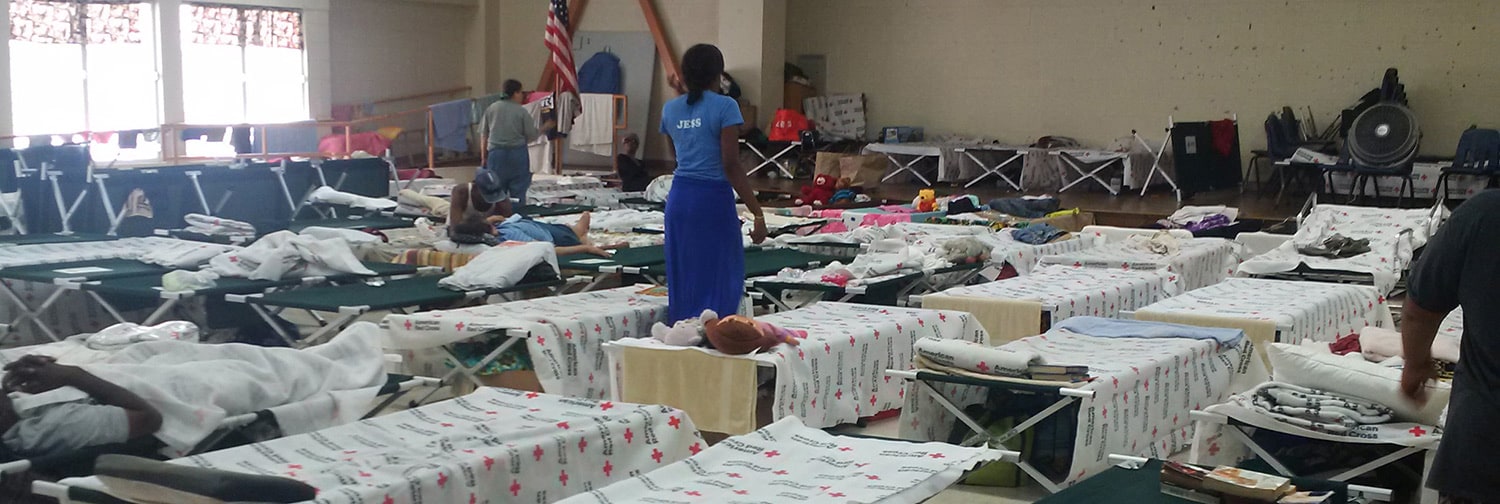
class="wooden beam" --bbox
[537,0,590,92]
[637,0,680,86]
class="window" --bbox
[180,3,307,125]
[8,0,158,138]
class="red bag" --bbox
[768,108,810,142]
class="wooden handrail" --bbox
[351,86,471,109]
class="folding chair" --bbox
[1433,127,1500,203]
[739,139,800,178]
[1053,150,1126,195]
[956,146,1025,190]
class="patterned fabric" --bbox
[1134,278,1393,345]
[1238,205,1444,295]
[941,265,1180,324]
[901,326,1264,487]
[185,3,302,49]
[10,0,144,45]
[90,388,702,504]
[392,249,478,272]
[560,416,999,504]
[386,286,669,399]
[1039,237,1241,291]
[993,236,1093,276]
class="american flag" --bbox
[544,0,578,95]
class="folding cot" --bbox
[1236,201,1445,295]
[863,141,947,185]
[556,244,668,291]
[35,388,703,504]
[956,144,1028,190]
[739,137,800,178]
[1127,277,1394,355]
[630,247,842,286]
[562,416,1016,504]
[748,269,929,310]
[917,264,1180,344]
[1052,149,1130,195]
[895,317,1267,493]
[1038,231,1240,291]
[385,284,668,400]
[74,261,427,327]
[1034,455,1392,503]
[229,272,565,347]
[607,302,987,436]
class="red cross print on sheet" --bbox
[559,470,570,486]
[764,450,782,458]
[603,460,614,476]
[509,480,521,496]
[689,443,702,455]
[651,448,664,463]
[1409,426,1427,437]
[624,428,635,443]
[533,445,544,461]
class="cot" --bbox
[1128,277,1394,353]
[229,273,565,347]
[1236,202,1445,295]
[34,388,703,504]
[1052,149,1130,195]
[863,142,947,185]
[748,270,929,310]
[561,416,1016,504]
[384,285,668,399]
[895,317,1267,493]
[1034,455,1391,503]
[739,138,800,178]
[74,261,428,327]
[917,264,1180,343]
[1038,233,1240,291]
[631,247,842,286]
[956,144,1028,190]
[607,302,987,436]
[556,244,668,291]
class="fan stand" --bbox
[1137,116,1181,202]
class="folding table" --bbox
[739,139,800,178]
[956,145,1026,190]
[1053,149,1128,195]
[863,142,943,186]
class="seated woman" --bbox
[0,355,161,460]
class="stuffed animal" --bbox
[941,236,991,264]
[914,188,937,212]
[798,174,837,205]
[829,177,861,204]
[704,314,805,355]
[650,311,710,346]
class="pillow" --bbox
[1267,343,1448,425]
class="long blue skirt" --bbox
[664,175,743,323]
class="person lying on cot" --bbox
[0,355,161,461]
[450,211,619,258]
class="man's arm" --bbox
[556,244,612,257]
[719,126,765,244]
[5,358,161,439]
[1400,301,1445,404]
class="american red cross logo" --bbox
[839,446,852,452]
[288,464,302,469]
[603,460,614,476]
[403,320,412,330]
[537,336,547,345]
[438,472,449,487]
[652,448,664,463]
[1208,443,1220,456]
[509,481,521,496]
[564,329,573,339]
[600,401,614,411]
[1112,377,1119,388]
[689,442,702,455]
[849,335,856,346]
[868,394,877,406]
[895,323,902,332]
[557,421,570,429]
[359,471,372,478]
[685,491,701,496]
[764,450,782,458]
[669,416,682,429]
[734,490,748,495]
[483,456,495,471]
[525,392,539,399]
[440,422,454,427]
[727,473,742,478]
[824,343,832,354]
[533,445,544,461]
[455,322,465,331]
[774,469,789,475]
[835,389,843,400]
[798,348,805,359]
[469,493,476,504]
[622,317,628,325]
[1409,426,1427,437]
[819,485,831,490]
[1102,407,1107,418]
[579,438,588,452]
[918,318,925,326]
[866,475,880,480]
[595,324,602,333]
[976,361,990,372]
[939,313,947,321]
[624,428,634,443]
[559,470,570,486]
[873,329,880,339]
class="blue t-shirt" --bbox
[659,92,743,182]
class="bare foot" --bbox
[570,211,592,239]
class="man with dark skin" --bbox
[0,355,161,459]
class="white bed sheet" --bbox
[901,327,1266,487]
[940,265,1180,323]
[560,416,1001,504]
[1135,278,1394,345]
[1039,237,1241,291]
[611,302,987,429]
[1237,204,1444,294]
[72,388,702,504]
[384,285,669,399]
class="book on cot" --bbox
[1160,461,1331,503]
[1028,363,1089,382]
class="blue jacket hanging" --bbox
[577,51,622,94]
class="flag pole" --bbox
[553,72,563,175]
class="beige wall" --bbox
[328,0,475,106]
[787,0,1500,157]
[492,0,719,160]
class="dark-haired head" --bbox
[681,44,724,106]
[503,79,523,101]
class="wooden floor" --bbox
[746,176,1307,227]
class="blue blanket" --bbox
[1055,316,1243,346]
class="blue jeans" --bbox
[484,147,531,205]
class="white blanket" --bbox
[183,213,256,237]
[540,209,664,233]
[207,230,374,280]
[307,185,398,210]
[939,265,1180,323]
[385,285,668,398]
[561,416,1002,504]
[81,388,701,504]
[135,240,239,269]
[437,241,558,291]
[1040,237,1241,291]
[915,337,1039,377]
[902,326,1267,487]
[80,322,387,455]
[1237,204,1445,294]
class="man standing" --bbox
[479,79,554,207]
[1401,191,1500,503]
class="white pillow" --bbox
[1267,343,1448,425]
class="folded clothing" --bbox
[395,189,451,217]
[1055,316,1244,347]
[1244,381,1392,434]
[1010,223,1063,245]
[1296,233,1370,258]
[1359,325,1460,363]
[914,337,1040,377]
[307,186,397,211]
[184,213,256,236]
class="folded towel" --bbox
[1244,381,1392,434]
[920,294,1041,344]
[307,186,397,211]
[1059,316,1245,346]
[913,337,1040,378]
[183,213,256,236]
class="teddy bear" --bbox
[913,188,937,212]
[704,313,806,355]
[797,173,837,206]
[828,177,860,204]
[650,311,708,346]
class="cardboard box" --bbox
[882,126,924,143]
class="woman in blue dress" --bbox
[659,44,766,323]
